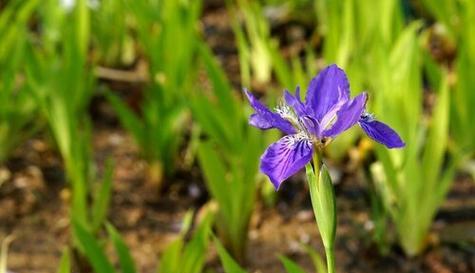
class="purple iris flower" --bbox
[244,64,405,189]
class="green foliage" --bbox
[91,0,133,66]
[73,220,116,273]
[302,245,326,273]
[368,24,457,256]
[57,249,72,273]
[231,0,317,91]
[231,0,275,86]
[192,43,265,262]
[73,212,213,273]
[26,0,95,225]
[157,212,213,273]
[216,236,327,273]
[106,224,137,273]
[214,237,248,273]
[419,0,459,42]
[450,1,475,157]
[278,250,326,273]
[73,221,135,273]
[0,0,40,162]
[91,160,115,231]
[279,256,307,273]
[107,0,202,186]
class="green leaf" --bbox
[279,256,307,273]
[197,141,231,221]
[57,248,71,273]
[74,0,90,57]
[105,92,145,148]
[73,219,115,273]
[106,223,136,273]
[422,73,449,187]
[92,159,114,231]
[157,239,183,273]
[302,245,327,273]
[158,212,213,273]
[197,42,238,121]
[181,213,214,273]
[214,237,247,273]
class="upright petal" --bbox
[359,118,405,148]
[305,64,350,120]
[284,88,307,117]
[244,89,296,134]
[321,92,367,138]
[260,134,313,189]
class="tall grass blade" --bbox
[73,220,115,273]
[106,223,137,273]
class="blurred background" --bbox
[0,0,474,272]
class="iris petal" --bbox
[305,64,350,120]
[260,134,313,189]
[244,89,296,134]
[359,118,405,148]
[321,92,367,137]
[284,89,307,117]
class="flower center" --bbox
[361,112,375,122]
[275,102,299,126]
[275,101,314,140]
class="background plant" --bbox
[192,43,265,262]
[216,237,326,273]
[0,0,39,163]
[26,0,115,247]
[26,0,95,224]
[367,23,456,256]
[91,0,134,67]
[420,0,475,163]
[71,211,213,273]
[106,0,202,191]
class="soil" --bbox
[1,2,475,273]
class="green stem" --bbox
[325,246,336,273]
[312,149,322,183]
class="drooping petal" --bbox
[321,92,367,138]
[305,64,350,120]
[260,134,313,189]
[244,89,295,134]
[359,118,405,148]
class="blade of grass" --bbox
[279,256,307,273]
[106,223,136,273]
[0,236,14,273]
[57,248,71,273]
[214,237,247,273]
[73,219,115,273]
[91,159,115,231]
